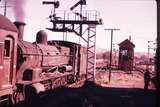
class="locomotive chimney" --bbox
[14,21,26,40]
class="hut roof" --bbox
[118,39,135,48]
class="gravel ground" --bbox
[95,70,156,89]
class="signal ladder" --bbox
[86,25,96,81]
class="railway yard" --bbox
[12,70,156,107]
[0,1,158,107]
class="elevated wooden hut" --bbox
[118,39,135,71]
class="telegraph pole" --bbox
[0,1,11,17]
[156,1,160,106]
[147,41,153,70]
[4,1,6,16]
[104,28,120,82]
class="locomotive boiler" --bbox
[0,14,87,105]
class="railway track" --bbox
[13,81,156,107]
[10,70,156,107]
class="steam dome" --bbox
[36,30,48,45]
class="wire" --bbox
[120,0,155,1]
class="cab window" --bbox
[0,44,3,65]
[4,40,11,57]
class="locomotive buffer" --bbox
[43,0,102,82]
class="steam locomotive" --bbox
[0,14,87,105]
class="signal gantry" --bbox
[42,0,102,81]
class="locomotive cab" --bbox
[0,14,18,104]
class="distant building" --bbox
[118,39,135,71]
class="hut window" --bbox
[122,50,128,56]
[122,50,128,60]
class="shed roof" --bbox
[0,14,18,32]
[118,39,135,48]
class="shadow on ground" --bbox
[13,81,156,107]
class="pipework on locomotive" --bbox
[0,14,87,104]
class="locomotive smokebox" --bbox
[14,21,26,40]
[36,30,48,45]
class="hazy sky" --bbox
[0,0,157,53]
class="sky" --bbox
[0,0,157,53]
